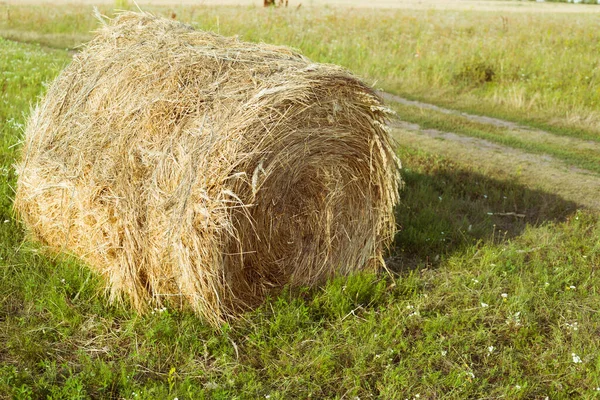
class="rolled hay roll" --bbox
[14,12,401,325]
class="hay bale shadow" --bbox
[388,165,579,273]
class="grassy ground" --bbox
[1,4,600,399]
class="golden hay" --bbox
[14,12,401,325]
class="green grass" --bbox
[2,9,600,399]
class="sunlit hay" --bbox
[14,12,401,326]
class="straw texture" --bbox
[15,12,401,325]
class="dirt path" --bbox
[384,96,600,210]
[380,92,528,130]
[380,92,600,154]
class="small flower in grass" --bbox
[545,282,550,287]
[264,395,271,399]
[572,353,582,364]
[566,322,579,331]
[205,381,219,389]
[441,350,447,356]
[472,278,479,284]
[506,312,521,327]
[501,293,508,301]
[481,302,489,308]
[488,346,495,354]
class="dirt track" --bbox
[383,95,600,211]
[4,0,600,12]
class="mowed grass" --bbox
[2,3,600,139]
[2,32,600,399]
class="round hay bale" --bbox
[14,12,401,325]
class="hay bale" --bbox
[14,12,401,325]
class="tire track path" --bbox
[382,93,600,210]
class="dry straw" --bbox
[15,12,401,325]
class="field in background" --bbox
[1,2,600,398]
[5,0,600,10]
[2,3,600,138]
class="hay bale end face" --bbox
[15,12,401,325]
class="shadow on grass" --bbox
[388,153,579,273]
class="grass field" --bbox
[1,3,600,399]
